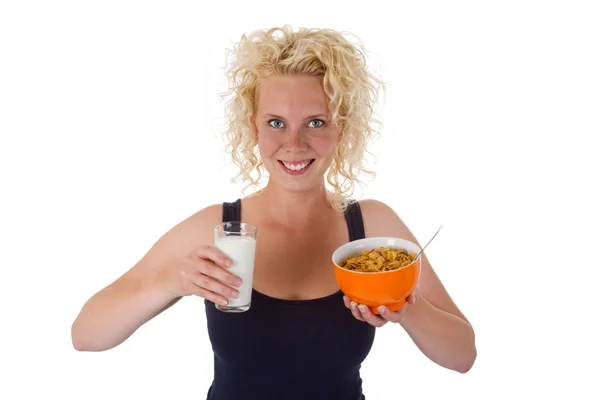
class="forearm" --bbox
[399,295,476,373]
[71,271,179,352]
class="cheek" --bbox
[308,135,338,156]
[257,133,279,159]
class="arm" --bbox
[71,204,222,352]
[360,199,477,373]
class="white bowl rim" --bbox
[332,236,421,275]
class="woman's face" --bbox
[253,74,340,193]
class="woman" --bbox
[71,25,476,399]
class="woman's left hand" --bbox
[343,288,419,327]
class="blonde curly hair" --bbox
[220,25,384,211]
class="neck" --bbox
[256,179,333,226]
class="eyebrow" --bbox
[264,113,328,120]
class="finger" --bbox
[196,245,233,269]
[188,284,229,306]
[407,287,420,304]
[345,297,366,322]
[196,259,243,289]
[357,304,387,327]
[377,305,407,323]
[191,271,240,301]
[407,293,417,305]
[350,301,365,321]
[343,295,351,309]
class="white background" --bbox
[1,1,599,399]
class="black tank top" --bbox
[204,199,376,400]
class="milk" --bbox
[214,235,256,310]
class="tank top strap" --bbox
[222,198,365,241]
[222,198,242,222]
[344,200,366,241]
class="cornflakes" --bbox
[339,247,417,272]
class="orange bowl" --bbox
[332,237,421,315]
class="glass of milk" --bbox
[213,222,258,312]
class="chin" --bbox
[271,177,324,193]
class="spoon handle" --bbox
[414,224,443,260]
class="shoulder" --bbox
[357,199,415,242]
[132,203,224,271]
[161,203,224,248]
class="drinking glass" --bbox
[213,222,258,312]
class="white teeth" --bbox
[282,161,310,171]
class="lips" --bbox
[278,159,315,174]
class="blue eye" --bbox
[268,120,285,129]
[309,119,325,128]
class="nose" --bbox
[284,129,307,152]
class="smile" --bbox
[278,159,315,174]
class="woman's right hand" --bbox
[163,244,242,306]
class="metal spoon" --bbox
[414,224,443,261]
